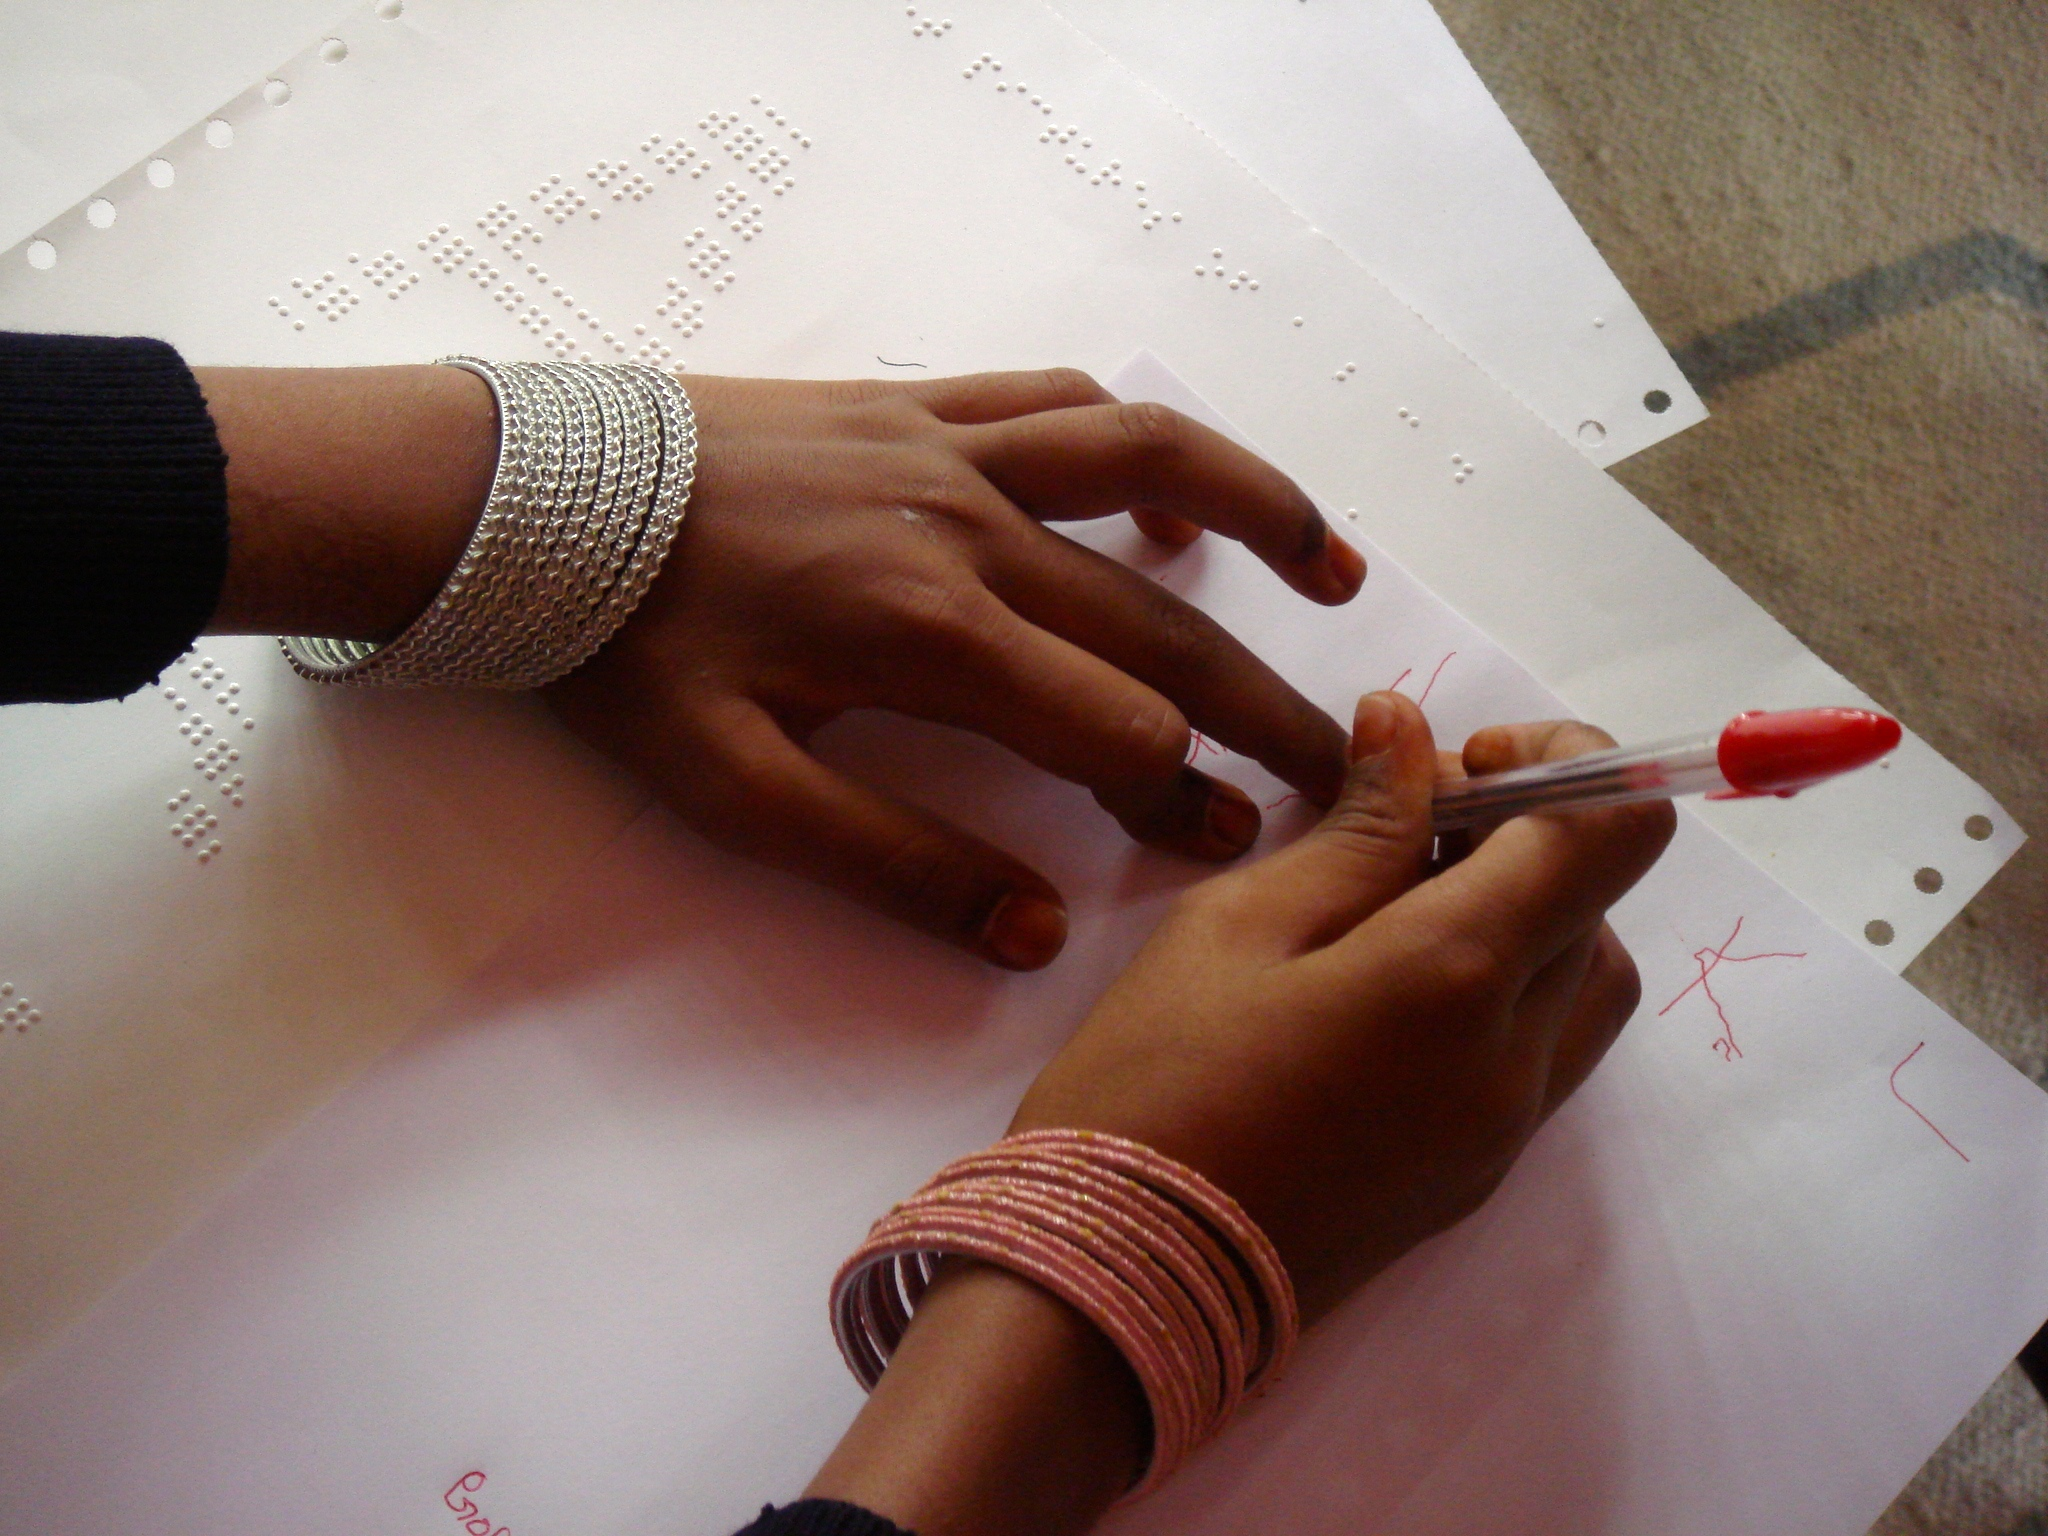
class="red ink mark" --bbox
[1265,791,1304,811]
[1186,730,1220,762]
[1890,1042,1970,1162]
[1387,652,1457,706]
[444,1471,511,1536]
[1416,651,1456,706]
[1656,916,1807,1062]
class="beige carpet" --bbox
[1431,2,2048,1529]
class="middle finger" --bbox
[985,524,1350,807]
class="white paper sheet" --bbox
[0,0,2009,960]
[0,647,647,1373]
[0,0,359,255]
[1,0,1698,465]
[1051,0,1706,465]
[0,0,2019,1380]
[3,360,2041,1536]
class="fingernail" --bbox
[1325,536,1367,599]
[1352,691,1399,761]
[1204,780,1262,853]
[982,893,1069,970]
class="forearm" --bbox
[805,1260,1146,1536]
[194,364,494,639]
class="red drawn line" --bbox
[1186,730,1220,762]
[1386,652,1458,706]
[1656,916,1807,1061]
[1890,1042,1970,1162]
[1416,651,1457,706]
[1265,791,1304,811]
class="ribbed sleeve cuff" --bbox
[0,331,229,703]
[732,1499,916,1536]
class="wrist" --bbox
[806,1259,1145,1536]
[197,364,495,638]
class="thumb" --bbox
[1233,690,1438,951]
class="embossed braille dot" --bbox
[262,78,291,106]
[205,118,234,148]
[320,38,348,63]
[86,198,117,230]
[147,157,176,188]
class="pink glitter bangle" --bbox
[829,1129,1300,1498]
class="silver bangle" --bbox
[279,358,698,688]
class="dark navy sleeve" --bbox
[731,1499,915,1536]
[0,331,228,704]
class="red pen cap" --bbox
[1713,707,1903,799]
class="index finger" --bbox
[953,401,1365,606]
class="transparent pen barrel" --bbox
[1432,736,1723,831]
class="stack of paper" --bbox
[0,4,2035,1532]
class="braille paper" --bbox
[1051,0,1706,465]
[0,2,2030,1525]
[0,359,2042,1536]
[0,0,2020,1398]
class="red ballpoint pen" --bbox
[1431,707,1903,832]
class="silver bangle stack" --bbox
[279,357,698,688]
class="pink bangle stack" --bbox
[830,1128,1299,1498]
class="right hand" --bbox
[1013,689,1676,1319]
[806,692,1676,1536]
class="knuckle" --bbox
[1593,934,1645,1020]
[867,570,1002,657]
[872,827,996,936]
[1320,780,1416,851]
[1152,586,1223,656]
[1038,366,1104,409]
[1544,719,1619,760]
[1167,868,1262,939]
[1288,500,1329,565]
[822,376,904,413]
[1584,794,1677,864]
[1118,696,1191,778]
[1414,929,1516,1014]
[1610,951,1644,1020]
[1113,400,1188,471]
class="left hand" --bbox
[547,369,1365,969]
